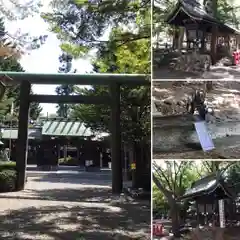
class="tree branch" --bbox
[153,161,174,192]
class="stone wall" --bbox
[170,52,212,74]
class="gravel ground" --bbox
[0,170,150,240]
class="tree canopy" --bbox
[0,17,42,122]
[42,0,150,57]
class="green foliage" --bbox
[0,161,16,171]
[0,18,42,121]
[60,43,90,59]
[153,183,169,210]
[153,161,239,212]
[54,0,151,144]
[55,52,75,117]
[42,0,150,55]
[153,0,176,37]
[45,1,151,190]
[0,169,16,192]
[221,162,240,193]
[153,161,199,208]
[216,0,240,27]
[58,157,79,166]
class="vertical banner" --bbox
[194,121,215,151]
[218,199,225,228]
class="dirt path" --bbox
[0,169,150,240]
[152,66,240,159]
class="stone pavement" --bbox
[0,169,150,240]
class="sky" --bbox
[5,1,95,115]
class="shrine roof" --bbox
[166,0,240,34]
[41,120,109,139]
[1,120,109,140]
[179,172,234,201]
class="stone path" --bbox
[0,169,150,239]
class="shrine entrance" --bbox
[0,72,149,194]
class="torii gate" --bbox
[0,72,149,194]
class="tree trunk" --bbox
[173,28,179,50]
[210,0,218,65]
[135,142,150,191]
[211,26,218,65]
[177,27,184,50]
[153,174,181,236]
[169,200,181,237]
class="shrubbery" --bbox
[58,156,79,166]
[0,161,17,192]
[0,161,16,171]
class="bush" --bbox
[58,156,79,166]
[0,161,17,192]
[0,161,16,171]
[0,169,17,192]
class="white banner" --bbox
[219,199,225,228]
[194,121,215,151]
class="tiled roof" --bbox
[42,120,93,137]
[1,120,109,139]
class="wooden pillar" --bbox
[63,145,67,160]
[196,202,200,227]
[110,83,122,194]
[201,30,206,52]
[16,80,31,191]
[100,152,103,168]
[57,143,60,159]
[204,203,207,225]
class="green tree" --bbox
[71,30,150,189]
[153,161,199,236]
[153,160,239,236]
[42,0,150,56]
[42,0,150,189]
[0,18,42,121]
[55,85,74,117]
[55,52,75,117]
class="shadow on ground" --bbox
[27,172,113,186]
[0,175,150,240]
[0,204,150,239]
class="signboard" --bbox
[131,163,136,170]
[194,121,215,151]
[85,160,93,167]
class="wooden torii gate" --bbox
[0,72,149,194]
